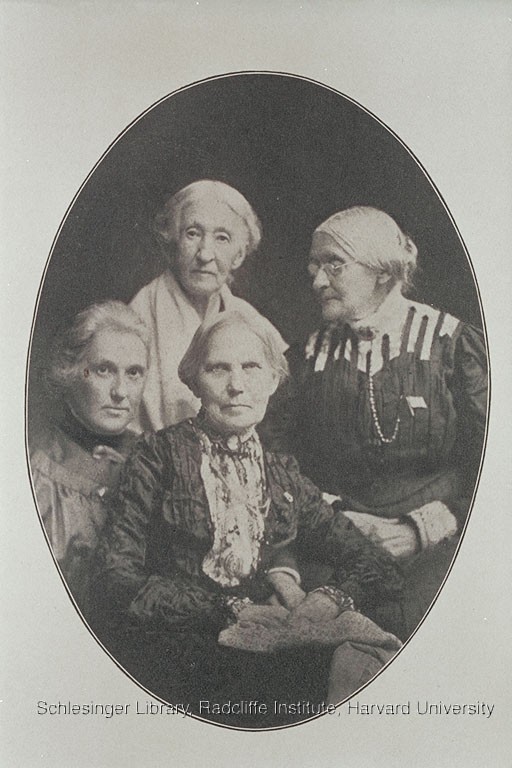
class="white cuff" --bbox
[407,501,458,550]
[322,492,342,505]
[266,567,302,585]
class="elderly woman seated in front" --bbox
[29,301,149,618]
[130,178,286,431]
[94,311,403,729]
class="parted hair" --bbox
[46,300,150,396]
[153,179,262,259]
[178,310,288,396]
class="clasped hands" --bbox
[343,510,418,558]
[218,588,346,654]
[230,571,342,634]
[322,492,418,559]
[218,572,403,653]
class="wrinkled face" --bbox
[66,329,148,436]
[308,231,385,323]
[173,197,248,302]
[196,325,278,435]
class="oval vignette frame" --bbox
[25,71,490,731]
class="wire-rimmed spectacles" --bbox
[307,259,361,279]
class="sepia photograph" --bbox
[2,1,510,764]
[26,73,486,728]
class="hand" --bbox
[286,590,340,624]
[266,571,306,609]
[343,511,418,558]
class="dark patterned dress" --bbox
[92,417,403,728]
[261,295,487,637]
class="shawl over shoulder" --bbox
[130,272,287,431]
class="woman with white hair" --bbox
[95,310,402,728]
[263,206,487,638]
[130,179,286,431]
[29,301,150,616]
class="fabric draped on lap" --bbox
[218,605,402,655]
[327,642,392,704]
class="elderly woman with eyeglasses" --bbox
[262,206,487,638]
[29,301,150,617]
[130,179,286,431]
[94,310,402,728]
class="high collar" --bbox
[347,284,409,341]
[195,409,258,455]
[59,407,127,454]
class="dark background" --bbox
[28,73,483,431]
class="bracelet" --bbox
[222,595,253,620]
[311,585,356,614]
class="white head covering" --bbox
[313,206,417,286]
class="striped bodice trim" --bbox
[306,303,460,375]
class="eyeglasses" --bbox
[307,259,362,279]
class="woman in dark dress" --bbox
[263,206,487,638]
[94,310,403,728]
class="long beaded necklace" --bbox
[366,342,402,445]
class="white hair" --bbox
[47,300,150,395]
[154,179,262,258]
[178,310,288,396]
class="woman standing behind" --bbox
[263,206,487,637]
[29,301,149,617]
[130,179,286,431]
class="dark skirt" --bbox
[97,621,335,729]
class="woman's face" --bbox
[65,328,148,436]
[196,325,278,435]
[308,231,387,323]
[173,197,247,303]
